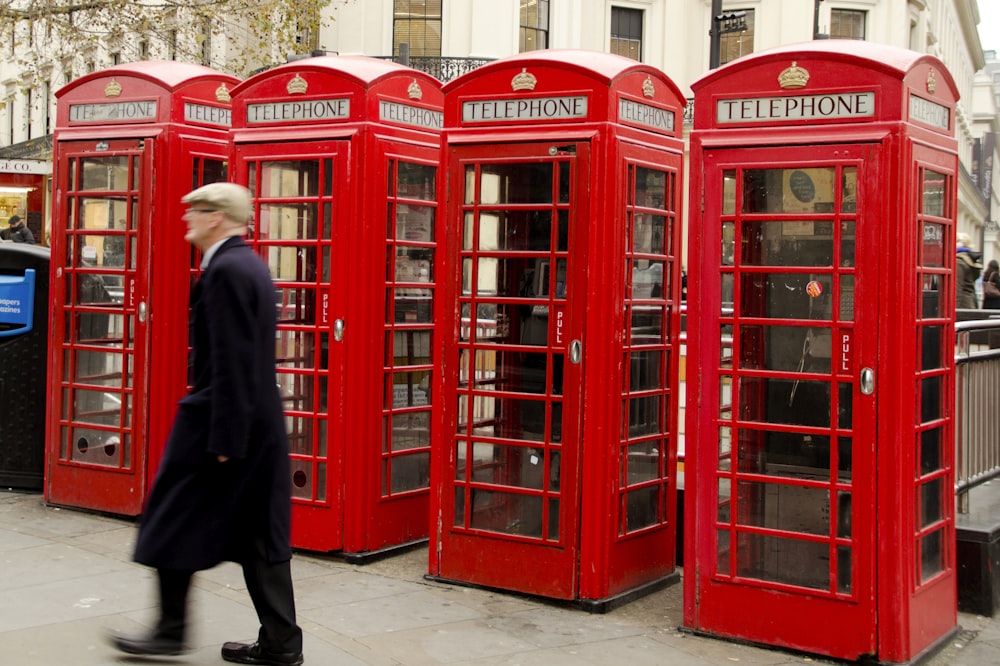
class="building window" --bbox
[25,88,32,139]
[520,0,549,53]
[610,7,643,61]
[139,40,149,59]
[200,19,212,65]
[393,0,442,59]
[830,9,866,40]
[43,80,51,135]
[111,51,121,65]
[719,9,754,65]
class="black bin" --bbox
[0,243,50,490]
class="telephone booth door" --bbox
[234,140,350,551]
[47,138,154,513]
[688,143,880,656]
[435,140,588,599]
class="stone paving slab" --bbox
[1,490,997,665]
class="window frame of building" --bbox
[830,8,867,40]
[610,6,643,62]
[719,8,755,66]
[520,0,550,53]
[393,0,442,59]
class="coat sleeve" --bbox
[201,262,261,459]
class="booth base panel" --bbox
[339,537,428,565]
[957,482,1000,616]
[679,623,957,666]
[424,570,679,614]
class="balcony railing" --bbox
[379,55,494,83]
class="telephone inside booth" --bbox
[724,164,857,589]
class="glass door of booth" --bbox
[691,144,879,653]
[48,138,152,514]
[236,141,349,552]
[437,141,588,599]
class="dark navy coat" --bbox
[134,237,292,570]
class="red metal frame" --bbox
[46,62,236,516]
[228,56,443,558]
[685,41,959,662]
[430,50,685,604]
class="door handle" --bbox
[138,301,147,324]
[333,318,345,342]
[860,367,874,395]
[569,339,582,364]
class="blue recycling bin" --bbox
[0,243,50,490]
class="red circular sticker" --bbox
[806,280,823,298]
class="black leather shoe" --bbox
[107,629,187,656]
[221,641,304,666]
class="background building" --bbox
[1,0,997,265]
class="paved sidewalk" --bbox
[1,490,997,665]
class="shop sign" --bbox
[0,159,51,175]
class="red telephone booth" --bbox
[46,62,237,516]
[429,50,685,607]
[228,56,443,558]
[684,41,959,661]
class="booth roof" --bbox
[693,39,956,94]
[442,48,683,97]
[233,55,432,93]
[56,60,238,98]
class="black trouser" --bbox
[155,538,302,653]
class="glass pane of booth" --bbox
[58,150,143,473]
[716,163,858,597]
[452,154,571,542]
[383,159,436,497]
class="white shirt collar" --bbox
[200,237,231,270]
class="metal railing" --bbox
[954,317,1000,512]
[376,55,494,82]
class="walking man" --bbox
[109,182,303,666]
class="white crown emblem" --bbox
[642,76,655,98]
[215,83,232,103]
[287,74,308,95]
[511,68,537,92]
[104,79,123,98]
[778,62,810,89]
[927,69,937,94]
[407,79,423,100]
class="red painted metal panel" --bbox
[46,63,236,517]
[685,41,958,662]
[229,56,444,557]
[431,50,685,604]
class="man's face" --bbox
[183,206,219,249]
